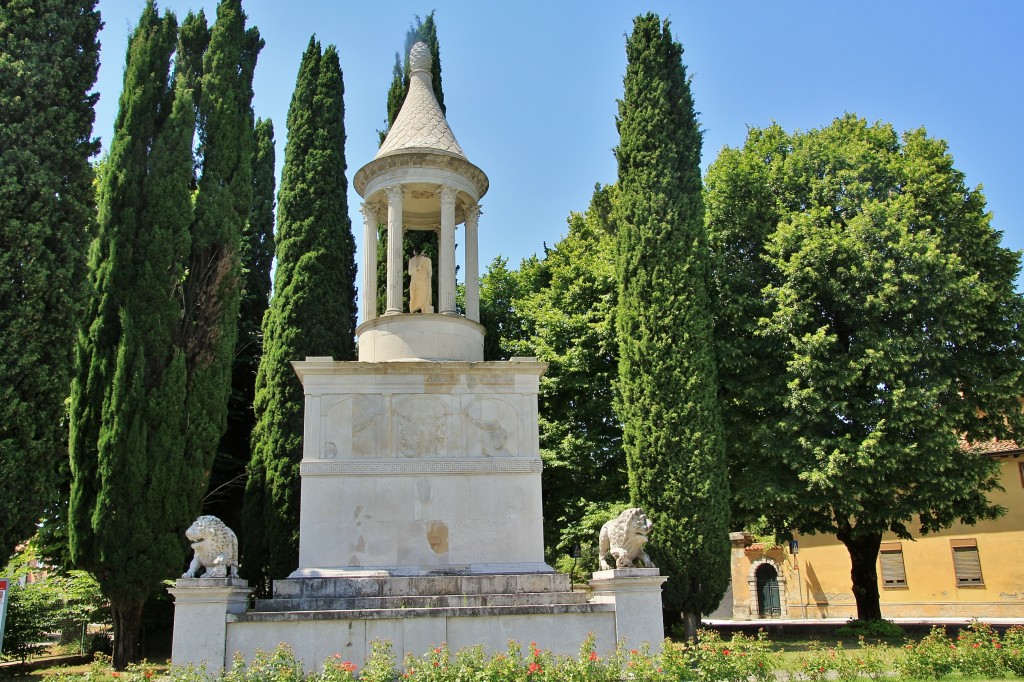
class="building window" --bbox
[1018,461,1024,488]
[951,539,984,587]
[879,542,907,588]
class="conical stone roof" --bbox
[376,41,466,160]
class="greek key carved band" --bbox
[300,459,543,476]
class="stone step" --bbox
[271,573,572,600]
[231,601,614,623]
[254,590,589,612]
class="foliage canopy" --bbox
[706,114,1024,619]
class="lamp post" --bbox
[790,539,806,619]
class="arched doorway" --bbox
[756,563,781,617]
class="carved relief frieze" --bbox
[321,395,384,459]
[393,395,452,457]
[464,396,520,457]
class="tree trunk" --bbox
[111,597,145,670]
[837,526,883,621]
[681,610,700,643]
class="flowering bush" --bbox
[951,620,1006,678]
[847,636,891,681]
[900,626,957,679]
[148,625,1014,682]
[309,654,358,682]
[660,629,777,682]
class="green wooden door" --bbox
[756,564,781,616]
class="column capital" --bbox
[360,201,386,223]
[465,203,481,227]
[385,184,405,202]
[439,184,458,206]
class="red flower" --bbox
[528,662,542,675]
[973,643,981,649]
[589,651,598,662]
[630,649,639,655]
[722,649,730,655]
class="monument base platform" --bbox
[170,571,666,671]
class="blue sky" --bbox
[93,1,1024,298]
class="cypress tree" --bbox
[243,39,356,583]
[210,117,275,527]
[0,0,100,556]
[68,1,195,667]
[613,14,729,639]
[180,0,263,513]
[376,13,444,314]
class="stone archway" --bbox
[745,558,789,618]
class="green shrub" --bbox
[951,620,1006,678]
[1002,625,1024,676]
[900,626,956,679]
[834,619,904,640]
[660,629,778,682]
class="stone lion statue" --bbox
[182,515,239,578]
[598,507,655,570]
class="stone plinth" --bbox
[357,313,484,362]
[589,568,668,653]
[290,358,549,577]
[225,573,615,669]
[168,578,252,669]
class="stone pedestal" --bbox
[589,568,668,652]
[168,578,252,669]
[290,357,550,577]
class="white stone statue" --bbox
[182,515,240,579]
[598,507,656,570]
[409,251,433,313]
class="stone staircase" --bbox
[234,573,608,623]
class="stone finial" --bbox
[409,41,431,73]
[598,507,656,571]
[182,515,240,579]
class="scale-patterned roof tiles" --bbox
[376,42,466,160]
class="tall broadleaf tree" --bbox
[376,13,444,314]
[614,14,729,639]
[243,39,356,584]
[0,0,101,557]
[503,186,627,565]
[706,115,1024,621]
[68,2,195,667]
[209,117,275,527]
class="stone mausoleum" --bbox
[169,42,665,670]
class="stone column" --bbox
[168,578,252,669]
[439,185,458,315]
[385,185,404,315]
[589,568,668,653]
[465,204,481,322]
[360,202,382,322]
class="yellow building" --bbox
[722,443,1024,619]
